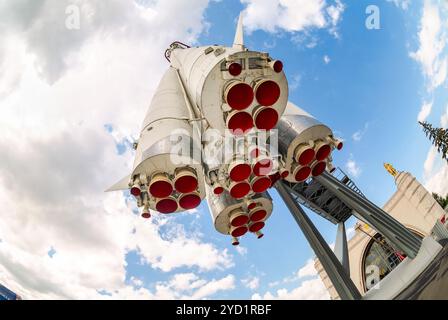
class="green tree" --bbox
[419,121,448,163]
[432,193,448,209]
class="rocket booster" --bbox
[107,15,342,245]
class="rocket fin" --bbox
[233,13,245,49]
[105,174,131,192]
[284,101,313,117]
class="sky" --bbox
[0,0,447,300]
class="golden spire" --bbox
[384,163,398,177]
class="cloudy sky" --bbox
[0,0,447,300]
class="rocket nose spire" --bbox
[233,13,245,49]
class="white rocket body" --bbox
[276,102,342,183]
[107,15,342,245]
[170,47,288,134]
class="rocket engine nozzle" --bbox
[225,81,254,111]
[174,168,198,194]
[249,221,265,233]
[254,80,281,107]
[249,207,267,222]
[255,231,264,239]
[230,210,250,227]
[149,173,173,198]
[179,192,201,210]
[155,196,178,214]
[253,106,279,130]
[130,184,142,197]
[295,144,315,166]
[230,225,249,238]
[269,60,283,73]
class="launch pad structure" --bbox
[275,169,446,300]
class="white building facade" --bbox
[315,167,447,299]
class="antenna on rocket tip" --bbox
[233,13,245,50]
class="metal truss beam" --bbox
[315,172,422,258]
[276,181,362,300]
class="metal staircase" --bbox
[283,168,363,224]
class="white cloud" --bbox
[152,272,233,300]
[235,245,248,256]
[241,0,344,38]
[423,146,448,197]
[326,0,344,38]
[386,0,410,10]
[352,132,362,142]
[297,259,318,278]
[352,122,369,142]
[323,55,331,64]
[415,1,448,199]
[292,33,319,49]
[130,221,234,272]
[289,73,302,91]
[417,101,433,122]
[0,0,237,300]
[268,258,321,288]
[410,0,448,91]
[188,275,235,300]
[422,113,448,196]
[424,164,448,197]
[345,155,361,178]
[242,276,260,290]
[108,273,235,300]
[259,258,329,300]
[130,277,144,288]
[423,146,438,178]
[346,226,355,239]
[169,273,205,291]
[252,278,329,300]
[441,105,448,128]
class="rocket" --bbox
[107,15,342,245]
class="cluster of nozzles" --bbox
[228,201,268,246]
[224,60,284,135]
[216,59,286,245]
[211,147,282,199]
[292,137,343,182]
[130,167,201,218]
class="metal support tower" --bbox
[315,172,422,258]
[275,181,362,300]
[335,222,350,276]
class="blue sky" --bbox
[0,0,447,300]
